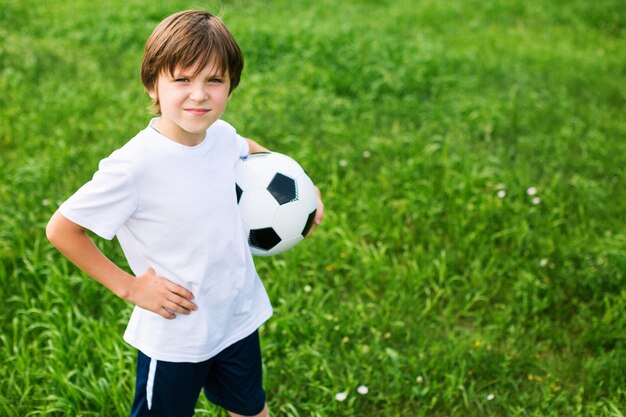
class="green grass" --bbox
[1,0,625,415]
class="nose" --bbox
[190,84,208,102]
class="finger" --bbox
[167,293,197,312]
[306,220,319,238]
[159,306,176,320]
[163,300,193,315]
[314,208,324,225]
[314,189,324,225]
[166,282,195,301]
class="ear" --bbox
[146,80,158,100]
[147,87,158,100]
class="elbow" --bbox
[46,218,59,247]
[45,210,67,248]
[46,211,86,249]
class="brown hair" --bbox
[141,10,244,114]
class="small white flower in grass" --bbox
[362,150,371,158]
[335,391,348,402]
[540,258,549,267]
[531,197,541,205]
[497,190,506,199]
[527,187,538,196]
[487,393,495,401]
[304,285,312,293]
[357,385,369,395]
[339,159,348,167]
[416,376,424,384]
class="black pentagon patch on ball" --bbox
[301,209,317,237]
[249,227,281,251]
[267,173,297,205]
[235,183,243,204]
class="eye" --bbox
[208,77,224,84]
[174,77,190,83]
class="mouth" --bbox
[185,108,210,116]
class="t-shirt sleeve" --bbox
[210,119,249,161]
[59,150,138,240]
[236,134,250,158]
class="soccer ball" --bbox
[235,152,318,256]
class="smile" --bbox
[185,108,210,116]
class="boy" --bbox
[46,10,323,417]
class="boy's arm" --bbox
[244,138,324,235]
[245,138,270,154]
[46,210,196,319]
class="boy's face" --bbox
[148,58,232,146]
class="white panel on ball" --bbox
[238,189,279,229]
[234,152,278,191]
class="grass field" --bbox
[1,0,625,415]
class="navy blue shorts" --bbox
[130,330,266,417]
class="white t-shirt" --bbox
[60,119,273,362]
